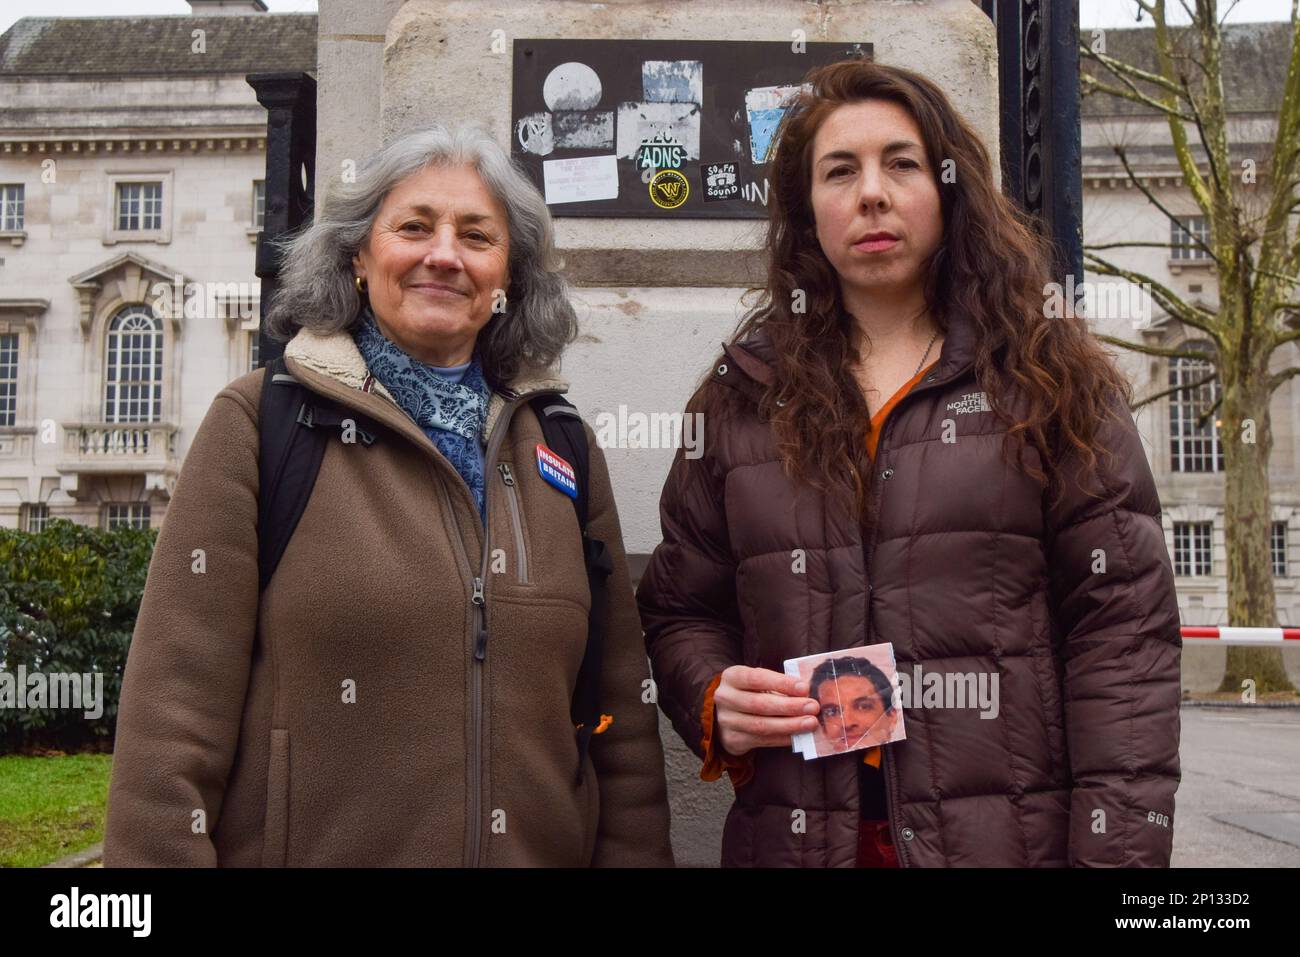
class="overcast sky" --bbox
[0,0,1292,43]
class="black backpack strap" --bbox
[529,396,591,528]
[257,357,378,593]
[528,395,613,783]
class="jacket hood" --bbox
[282,324,569,440]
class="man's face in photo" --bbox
[818,673,890,751]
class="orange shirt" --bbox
[698,358,940,786]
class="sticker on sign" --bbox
[543,154,619,204]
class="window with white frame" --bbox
[0,184,23,231]
[116,181,163,232]
[1173,521,1213,576]
[253,180,265,229]
[1171,215,1210,260]
[1169,346,1223,472]
[0,332,17,427]
[104,306,163,423]
[1272,521,1289,578]
[23,503,48,533]
[104,503,151,530]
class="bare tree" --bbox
[1080,0,1298,693]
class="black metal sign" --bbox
[510,39,872,219]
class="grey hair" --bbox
[263,123,577,385]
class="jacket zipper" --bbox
[863,360,974,868]
[862,448,910,866]
[279,365,561,867]
[465,393,537,868]
[497,462,529,584]
[393,392,533,868]
[433,476,481,867]
[469,571,487,867]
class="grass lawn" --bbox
[0,753,112,868]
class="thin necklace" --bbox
[913,327,940,379]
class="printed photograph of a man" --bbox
[792,647,906,759]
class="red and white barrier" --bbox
[1181,627,1300,644]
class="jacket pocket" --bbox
[498,463,530,583]
[261,729,290,867]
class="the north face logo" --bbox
[947,392,991,415]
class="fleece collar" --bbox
[282,325,569,440]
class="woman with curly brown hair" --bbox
[637,59,1181,868]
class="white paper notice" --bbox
[542,154,619,204]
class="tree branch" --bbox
[1080,72,1196,121]
[1219,0,1245,26]
[1253,6,1300,297]
[1096,333,1215,361]
[1079,42,1188,98]
[1255,265,1300,286]
[1182,73,1226,196]
[1151,0,1219,212]
[1270,366,1300,391]
[1113,146,1219,263]
[1195,391,1223,430]
[1084,251,1222,341]
[1084,241,1184,251]
[1133,370,1219,409]
[1272,326,1300,347]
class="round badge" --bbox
[648,169,689,209]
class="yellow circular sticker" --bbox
[649,169,689,209]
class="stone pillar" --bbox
[316,0,999,867]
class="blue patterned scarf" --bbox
[352,307,491,520]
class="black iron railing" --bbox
[248,72,317,367]
[980,0,1083,283]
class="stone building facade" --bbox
[0,0,314,530]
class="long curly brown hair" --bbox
[697,58,1130,518]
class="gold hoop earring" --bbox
[355,276,367,295]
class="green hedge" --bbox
[0,519,155,753]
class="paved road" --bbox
[1173,707,1300,867]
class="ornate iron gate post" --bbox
[248,72,317,367]
[980,0,1083,284]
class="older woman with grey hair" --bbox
[104,124,674,868]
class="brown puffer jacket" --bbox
[638,311,1182,867]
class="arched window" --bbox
[104,306,163,423]
[1169,343,1222,472]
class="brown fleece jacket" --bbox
[103,326,674,867]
